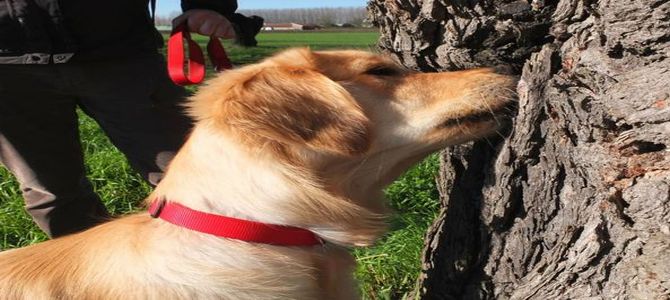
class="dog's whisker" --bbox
[477,90,502,128]
[483,137,497,149]
[493,129,507,140]
[455,117,473,137]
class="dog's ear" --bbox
[222,66,370,156]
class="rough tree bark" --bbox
[369,0,670,299]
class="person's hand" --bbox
[172,9,235,39]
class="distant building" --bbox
[262,23,304,31]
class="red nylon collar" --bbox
[148,200,322,246]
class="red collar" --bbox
[148,200,322,246]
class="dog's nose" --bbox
[492,64,516,75]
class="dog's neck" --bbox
[149,123,386,246]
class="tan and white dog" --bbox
[0,48,517,299]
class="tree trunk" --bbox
[369,0,670,299]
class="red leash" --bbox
[148,200,323,246]
[167,23,233,86]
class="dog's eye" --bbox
[364,66,399,77]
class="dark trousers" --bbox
[0,55,192,237]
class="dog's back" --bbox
[0,216,151,299]
[0,214,355,300]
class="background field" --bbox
[206,30,381,65]
[0,31,440,299]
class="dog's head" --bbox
[189,48,516,189]
[182,48,517,245]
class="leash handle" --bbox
[167,23,232,86]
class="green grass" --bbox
[357,155,440,299]
[0,31,440,299]
[198,30,380,65]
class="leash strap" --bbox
[207,35,233,71]
[167,23,232,86]
[149,200,323,246]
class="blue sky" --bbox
[156,0,368,16]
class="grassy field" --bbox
[0,31,440,299]
[210,31,381,65]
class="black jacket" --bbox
[0,0,262,64]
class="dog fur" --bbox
[0,48,517,299]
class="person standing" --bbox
[0,0,263,237]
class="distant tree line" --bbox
[238,7,368,26]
